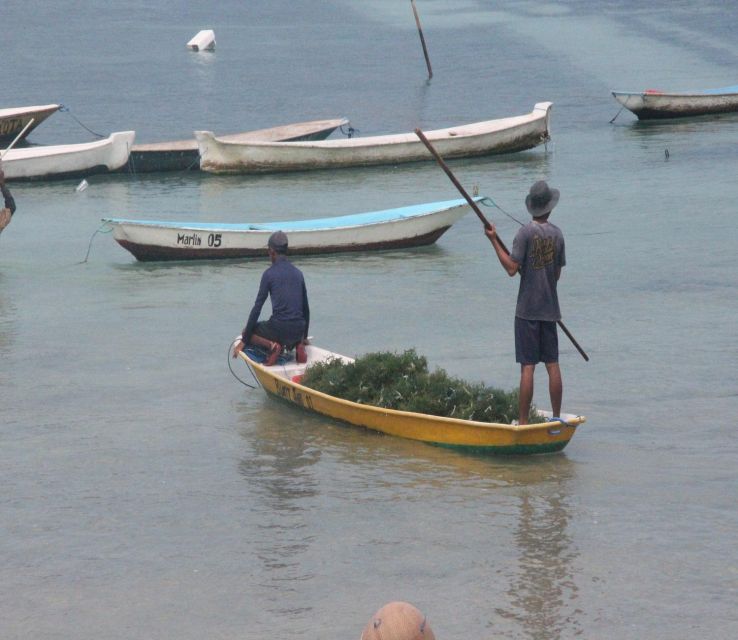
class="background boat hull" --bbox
[106,201,472,261]
[196,104,552,173]
[613,91,738,119]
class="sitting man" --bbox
[232,231,310,366]
[0,164,16,236]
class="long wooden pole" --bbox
[1,118,36,160]
[410,0,433,80]
[414,127,589,362]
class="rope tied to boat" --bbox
[478,196,526,227]
[339,124,358,138]
[609,105,626,123]
[76,221,113,264]
[182,155,200,172]
[227,339,260,389]
[58,104,106,139]
[609,94,632,124]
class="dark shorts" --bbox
[515,317,559,364]
[253,318,305,347]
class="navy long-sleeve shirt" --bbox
[243,255,309,345]
[1,184,15,215]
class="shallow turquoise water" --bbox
[2,1,737,639]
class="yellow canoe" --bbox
[239,345,586,455]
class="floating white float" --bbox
[186,30,215,52]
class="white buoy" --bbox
[75,179,88,192]
[187,30,216,52]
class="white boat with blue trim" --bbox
[612,84,738,119]
[102,197,482,261]
[195,102,552,174]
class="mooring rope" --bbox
[59,104,106,138]
[125,151,136,175]
[339,124,357,138]
[609,94,632,124]
[76,222,113,264]
[609,105,626,123]
[182,155,200,172]
[227,340,259,389]
[478,196,526,227]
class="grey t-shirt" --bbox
[510,220,566,321]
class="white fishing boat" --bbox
[126,118,349,172]
[195,102,552,174]
[612,84,738,119]
[2,131,135,181]
[102,197,481,261]
[0,104,60,143]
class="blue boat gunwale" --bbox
[102,197,483,233]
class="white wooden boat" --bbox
[126,118,349,172]
[2,131,135,181]
[102,197,481,261]
[195,102,552,174]
[612,84,738,119]
[239,344,586,455]
[0,104,60,143]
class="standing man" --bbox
[0,164,16,235]
[231,231,310,366]
[484,180,566,424]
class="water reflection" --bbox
[236,401,320,618]
[237,392,582,637]
[0,272,16,358]
[322,431,583,638]
[620,111,738,136]
[616,112,738,151]
[493,471,581,639]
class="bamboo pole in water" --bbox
[410,0,433,80]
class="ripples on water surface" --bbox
[2,1,737,638]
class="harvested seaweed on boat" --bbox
[300,349,544,424]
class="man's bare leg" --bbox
[545,362,563,417]
[519,364,536,424]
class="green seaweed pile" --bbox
[300,349,544,424]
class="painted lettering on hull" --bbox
[0,117,25,136]
[177,232,201,246]
[176,232,222,247]
[275,380,314,410]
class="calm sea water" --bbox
[2,1,737,639]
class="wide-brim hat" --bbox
[525,180,560,217]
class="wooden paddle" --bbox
[1,118,36,160]
[414,127,589,362]
[410,0,433,80]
